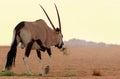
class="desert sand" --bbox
[0,46,120,79]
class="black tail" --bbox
[5,22,25,70]
[5,33,17,70]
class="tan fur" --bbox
[18,19,60,49]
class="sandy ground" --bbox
[1,46,120,79]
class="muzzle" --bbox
[55,42,64,49]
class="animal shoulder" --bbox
[36,19,45,22]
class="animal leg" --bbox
[45,48,51,74]
[36,49,44,76]
[23,40,34,75]
[36,39,46,51]
[23,56,32,75]
[20,42,25,49]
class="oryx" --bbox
[3,4,64,75]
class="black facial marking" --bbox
[55,28,60,32]
[36,39,46,51]
[55,43,63,49]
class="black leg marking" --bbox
[45,66,50,74]
[36,40,46,51]
[36,50,41,59]
[47,48,51,56]
[25,40,34,57]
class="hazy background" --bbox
[1,0,120,45]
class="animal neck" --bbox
[45,30,58,48]
[50,31,58,45]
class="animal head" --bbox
[55,28,64,49]
[40,4,64,49]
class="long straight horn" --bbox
[54,3,61,32]
[40,5,56,30]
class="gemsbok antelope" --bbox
[3,4,64,75]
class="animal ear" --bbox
[55,28,60,32]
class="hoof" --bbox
[28,72,33,75]
[2,68,5,72]
[45,66,49,74]
[2,68,9,72]
[39,73,43,76]
[2,70,5,72]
